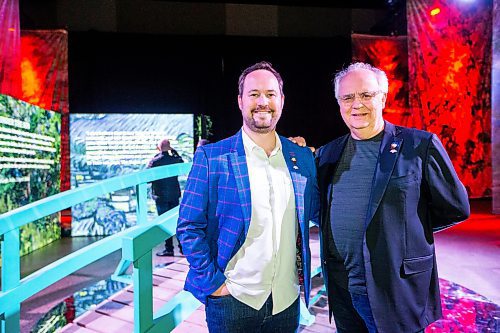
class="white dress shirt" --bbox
[224,129,299,314]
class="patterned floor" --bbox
[50,262,499,333]
[426,279,500,332]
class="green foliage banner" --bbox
[0,94,61,256]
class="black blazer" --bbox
[316,121,470,333]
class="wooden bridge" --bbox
[58,236,334,333]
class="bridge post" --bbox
[111,182,149,283]
[136,183,148,226]
[133,250,154,333]
[1,229,20,333]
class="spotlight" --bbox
[430,7,441,16]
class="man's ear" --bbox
[381,93,387,108]
[238,95,242,110]
[281,94,285,109]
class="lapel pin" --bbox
[390,142,399,154]
[293,165,299,170]
[290,156,299,170]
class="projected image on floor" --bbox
[70,113,193,236]
[0,94,61,255]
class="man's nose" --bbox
[351,97,364,108]
[257,95,269,106]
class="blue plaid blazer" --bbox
[177,129,320,305]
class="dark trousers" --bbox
[329,280,370,333]
[350,293,378,333]
[205,294,300,333]
[329,279,425,333]
[155,199,180,252]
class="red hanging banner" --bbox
[20,30,69,114]
[352,34,409,127]
[408,0,492,198]
[0,0,22,98]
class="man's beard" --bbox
[244,108,278,134]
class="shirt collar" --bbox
[241,128,282,156]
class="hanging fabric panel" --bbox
[0,0,21,97]
[407,0,492,198]
[352,33,409,127]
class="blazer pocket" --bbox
[402,254,434,275]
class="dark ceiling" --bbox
[153,0,389,9]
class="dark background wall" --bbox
[19,0,403,147]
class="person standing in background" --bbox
[148,138,184,256]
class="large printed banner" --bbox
[70,114,193,236]
[408,0,492,198]
[352,34,409,127]
[0,94,61,255]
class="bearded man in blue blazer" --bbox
[177,61,319,333]
[316,63,470,333]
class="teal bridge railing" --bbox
[0,163,323,333]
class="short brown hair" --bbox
[238,61,284,96]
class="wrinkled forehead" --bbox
[338,69,380,95]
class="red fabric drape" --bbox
[494,0,500,213]
[352,34,409,127]
[0,0,21,97]
[408,0,492,198]
[20,30,69,114]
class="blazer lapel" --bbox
[281,138,306,231]
[320,135,348,217]
[365,122,403,225]
[327,136,349,167]
[229,130,252,235]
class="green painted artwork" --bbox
[0,94,61,257]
